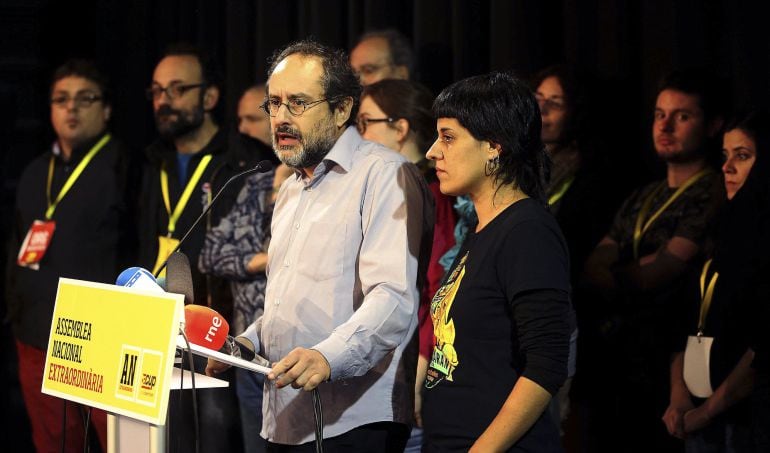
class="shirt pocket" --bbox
[296,221,346,281]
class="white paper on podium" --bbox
[175,335,272,375]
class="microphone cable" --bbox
[60,400,67,453]
[179,329,201,453]
[312,388,324,453]
[82,406,92,453]
[58,398,93,453]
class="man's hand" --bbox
[246,252,268,274]
[205,358,231,377]
[268,348,330,391]
[414,390,424,428]
[662,397,694,439]
[414,355,429,428]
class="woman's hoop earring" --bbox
[485,156,500,176]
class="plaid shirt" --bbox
[199,169,274,333]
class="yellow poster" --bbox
[42,278,183,425]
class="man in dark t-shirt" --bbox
[581,70,725,453]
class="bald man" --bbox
[350,29,412,85]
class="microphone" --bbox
[116,267,165,293]
[166,251,194,305]
[154,160,274,277]
[183,305,258,362]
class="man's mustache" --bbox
[155,105,180,119]
[275,124,302,139]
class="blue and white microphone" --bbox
[116,267,165,293]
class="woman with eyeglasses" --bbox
[663,110,770,452]
[356,79,458,452]
[421,72,572,452]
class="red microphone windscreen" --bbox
[183,305,230,350]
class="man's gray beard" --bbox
[273,119,338,169]
[155,104,205,140]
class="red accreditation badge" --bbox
[17,220,56,270]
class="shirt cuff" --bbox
[239,321,261,355]
[312,334,358,381]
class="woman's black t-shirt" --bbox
[423,198,572,452]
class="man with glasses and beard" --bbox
[206,40,433,451]
[137,43,273,453]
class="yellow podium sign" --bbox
[42,278,183,425]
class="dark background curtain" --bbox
[1,0,769,449]
[2,0,769,187]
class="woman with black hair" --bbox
[663,110,770,452]
[421,72,573,452]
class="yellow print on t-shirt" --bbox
[425,252,467,388]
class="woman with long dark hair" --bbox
[663,110,770,452]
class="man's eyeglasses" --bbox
[535,94,566,112]
[146,83,205,101]
[261,97,331,117]
[50,93,103,109]
[356,117,395,135]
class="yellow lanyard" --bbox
[632,168,712,259]
[45,134,111,220]
[160,154,213,237]
[697,259,719,335]
[548,174,576,206]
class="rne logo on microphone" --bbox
[204,316,223,343]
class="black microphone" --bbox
[166,251,195,304]
[154,159,274,277]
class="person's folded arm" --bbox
[582,236,620,293]
[684,348,756,433]
[199,196,272,281]
[663,351,694,438]
[615,236,698,292]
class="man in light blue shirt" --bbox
[209,40,433,451]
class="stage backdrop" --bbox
[2,0,769,187]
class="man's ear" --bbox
[203,85,220,111]
[103,104,112,123]
[394,118,410,144]
[334,96,354,128]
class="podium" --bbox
[108,337,271,452]
[108,367,227,453]
[41,278,271,453]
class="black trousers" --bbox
[266,422,410,453]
